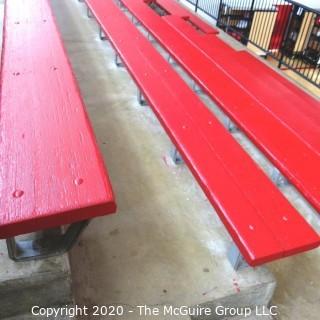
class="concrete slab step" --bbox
[0,240,73,319]
[227,313,273,320]
[4,315,70,320]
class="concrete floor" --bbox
[1,0,319,319]
[50,0,320,319]
[51,1,276,318]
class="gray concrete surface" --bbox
[5,314,70,320]
[55,0,277,318]
[0,240,73,319]
[55,0,320,319]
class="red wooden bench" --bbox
[145,0,219,34]
[120,0,320,213]
[81,0,320,268]
[237,51,320,118]
[0,0,116,261]
[164,15,320,133]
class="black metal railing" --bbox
[184,0,320,88]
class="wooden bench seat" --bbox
[83,0,320,266]
[121,0,320,213]
[0,0,116,260]
[237,51,320,120]
[164,15,320,131]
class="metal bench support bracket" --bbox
[271,167,289,187]
[6,220,90,262]
[224,116,238,133]
[99,26,107,41]
[192,80,202,94]
[228,243,249,270]
[87,6,93,18]
[171,148,184,165]
[137,90,147,106]
[115,53,124,67]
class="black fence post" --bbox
[278,3,295,69]
[195,0,199,13]
[245,0,256,44]
[250,0,255,13]
[217,0,223,24]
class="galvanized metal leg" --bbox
[171,148,184,165]
[147,32,155,43]
[167,54,175,65]
[228,243,249,270]
[224,116,238,133]
[6,220,90,262]
[117,0,126,11]
[99,26,107,41]
[192,80,202,94]
[137,90,147,106]
[131,15,140,26]
[271,168,289,187]
[87,6,93,18]
[115,53,124,67]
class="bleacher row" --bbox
[0,0,319,268]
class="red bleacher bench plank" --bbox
[145,0,219,34]
[164,15,320,157]
[121,0,320,213]
[0,0,116,239]
[237,51,320,121]
[164,15,320,207]
[164,16,320,137]
[85,0,320,265]
[238,51,319,103]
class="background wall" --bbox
[297,1,319,9]
[203,0,320,18]
[217,0,319,10]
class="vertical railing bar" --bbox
[263,0,276,52]
[187,0,319,87]
[250,0,263,48]
[195,0,199,13]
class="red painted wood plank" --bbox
[121,0,320,213]
[237,51,320,113]
[0,0,116,239]
[164,15,320,140]
[85,0,320,265]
